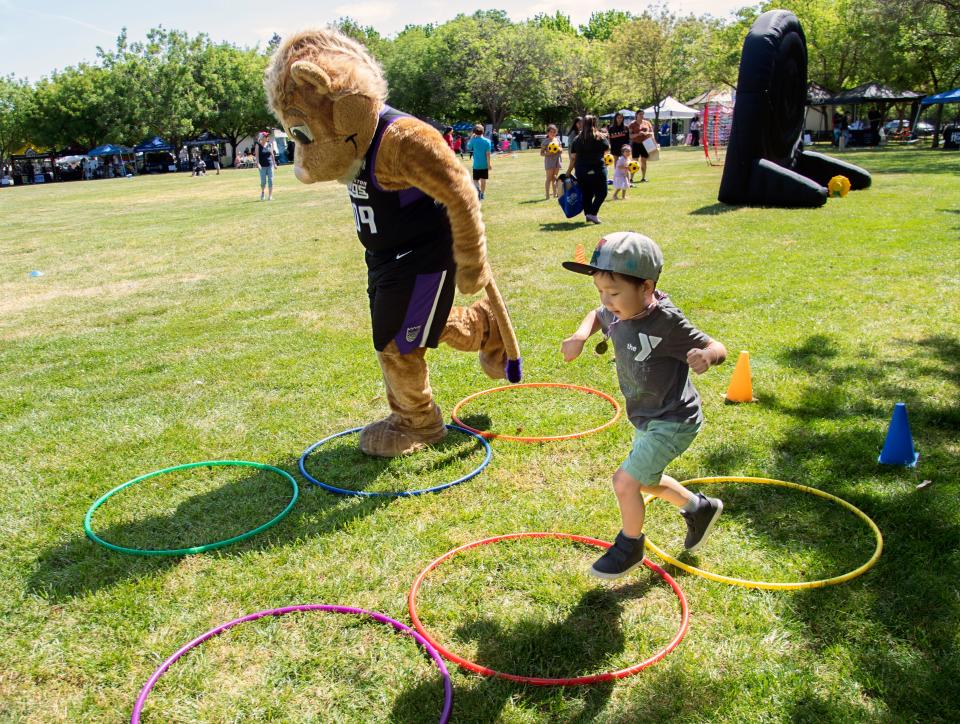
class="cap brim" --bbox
[561,261,599,275]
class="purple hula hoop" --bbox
[132,604,453,723]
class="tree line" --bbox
[1,1,958,162]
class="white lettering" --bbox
[353,205,378,234]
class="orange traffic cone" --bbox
[574,243,587,264]
[725,350,757,403]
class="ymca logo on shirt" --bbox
[633,333,662,362]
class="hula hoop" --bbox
[450,383,622,442]
[408,532,689,685]
[299,424,491,497]
[131,604,452,724]
[643,476,883,590]
[85,461,299,556]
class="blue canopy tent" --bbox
[452,121,474,132]
[134,137,176,172]
[87,143,133,157]
[134,136,173,152]
[599,109,636,122]
[920,88,960,106]
[87,144,136,176]
[919,88,960,149]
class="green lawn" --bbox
[1,145,958,722]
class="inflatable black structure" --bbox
[718,10,871,207]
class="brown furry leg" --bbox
[439,299,508,380]
[359,342,447,457]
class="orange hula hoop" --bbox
[450,382,622,442]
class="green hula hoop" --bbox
[84,460,299,556]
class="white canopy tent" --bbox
[643,96,699,119]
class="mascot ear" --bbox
[290,60,333,95]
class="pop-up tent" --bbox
[643,96,698,119]
[599,109,636,121]
[87,144,133,156]
[921,88,960,106]
[134,136,173,152]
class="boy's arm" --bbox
[687,339,727,374]
[486,150,492,169]
[562,309,601,362]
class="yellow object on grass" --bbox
[828,175,851,197]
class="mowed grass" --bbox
[1,145,958,722]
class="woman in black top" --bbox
[566,115,610,224]
[567,117,583,151]
[255,131,277,200]
[607,112,629,157]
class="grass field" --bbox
[1,144,958,722]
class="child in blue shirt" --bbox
[561,232,727,578]
[466,124,492,200]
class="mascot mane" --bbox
[264,28,388,112]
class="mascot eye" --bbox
[289,125,314,144]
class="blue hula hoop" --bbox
[299,424,492,497]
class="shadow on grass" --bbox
[390,580,653,723]
[688,202,739,216]
[29,433,490,603]
[700,332,960,720]
[540,221,590,231]
[27,454,394,602]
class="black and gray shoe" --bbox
[681,493,723,552]
[589,532,646,579]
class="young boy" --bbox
[561,232,727,578]
[466,124,492,200]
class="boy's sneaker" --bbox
[681,493,723,552]
[589,532,646,579]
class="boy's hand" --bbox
[562,335,587,362]
[687,347,712,374]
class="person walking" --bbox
[466,124,492,200]
[565,115,610,224]
[255,131,277,200]
[607,112,629,158]
[628,109,654,183]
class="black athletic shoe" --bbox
[589,532,646,579]
[681,493,723,552]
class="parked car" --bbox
[883,119,935,136]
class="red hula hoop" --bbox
[408,532,689,686]
[450,383,622,442]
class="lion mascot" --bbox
[264,28,521,457]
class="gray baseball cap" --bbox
[562,231,663,281]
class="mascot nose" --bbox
[294,164,314,184]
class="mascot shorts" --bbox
[366,240,456,354]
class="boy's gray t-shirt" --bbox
[597,294,711,430]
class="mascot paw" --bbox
[358,411,447,458]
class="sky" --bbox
[0,0,753,82]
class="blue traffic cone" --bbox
[878,402,919,467]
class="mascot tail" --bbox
[484,280,522,383]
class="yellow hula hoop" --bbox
[643,476,883,590]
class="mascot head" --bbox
[264,28,387,185]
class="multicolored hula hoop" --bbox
[408,532,689,685]
[643,476,883,590]
[450,383,622,442]
[131,604,452,724]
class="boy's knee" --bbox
[612,471,642,498]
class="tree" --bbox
[97,27,212,147]
[0,76,32,161]
[27,65,115,149]
[198,43,275,156]
[610,11,686,118]
[580,10,635,41]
